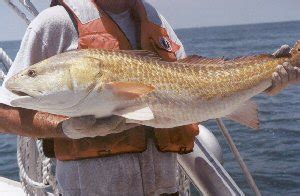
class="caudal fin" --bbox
[290,40,300,67]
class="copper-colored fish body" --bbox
[5,41,300,128]
[83,49,288,101]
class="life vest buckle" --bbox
[159,36,172,52]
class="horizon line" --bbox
[1,19,299,42]
[176,19,300,31]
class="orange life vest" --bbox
[44,0,199,160]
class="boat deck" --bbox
[0,177,25,196]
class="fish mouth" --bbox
[11,90,31,97]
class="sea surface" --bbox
[0,21,300,195]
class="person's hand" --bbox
[265,45,300,96]
[62,115,140,139]
[272,44,291,58]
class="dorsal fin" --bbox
[178,55,205,63]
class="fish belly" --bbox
[137,80,271,128]
[201,79,271,119]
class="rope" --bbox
[17,137,51,189]
[0,48,13,73]
[19,170,35,196]
[36,139,59,195]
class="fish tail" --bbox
[290,40,300,67]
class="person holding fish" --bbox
[0,0,300,195]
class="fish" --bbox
[5,41,300,129]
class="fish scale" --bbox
[6,42,300,128]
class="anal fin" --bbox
[113,106,154,121]
[225,100,260,129]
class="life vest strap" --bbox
[63,0,101,24]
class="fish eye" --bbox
[27,70,37,77]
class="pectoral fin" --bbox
[113,106,154,121]
[105,82,155,99]
[225,100,260,129]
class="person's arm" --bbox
[265,44,300,96]
[0,104,67,138]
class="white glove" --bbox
[266,44,300,96]
[62,115,140,139]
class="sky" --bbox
[0,0,300,41]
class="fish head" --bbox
[5,52,103,111]
[6,59,66,98]
[290,40,300,67]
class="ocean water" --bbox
[0,21,300,195]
